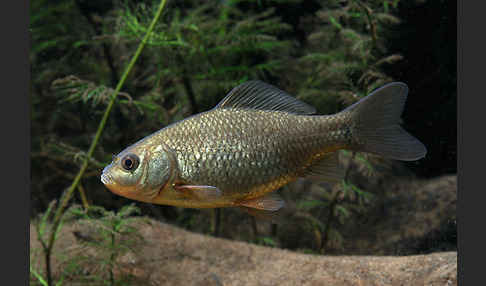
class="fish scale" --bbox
[151,108,351,201]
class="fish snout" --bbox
[101,170,114,186]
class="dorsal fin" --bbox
[216,80,316,115]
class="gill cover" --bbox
[139,143,177,198]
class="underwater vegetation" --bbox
[30,0,456,285]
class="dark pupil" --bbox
[124,159,133,169]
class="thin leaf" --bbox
[329,15,343,30]
[336,205,350,218]
[262,237,277,247]
[30,266,48,286]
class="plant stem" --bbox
[77,183,90,210]
[356,1,377,49]
[45,250,51,286]
[271,223,277,236]
[321,151,356,253]
[75,0,120,86]
[176,54,199,114]
[42,1,168,285]
[109,232,116,286]
[251,217,258,240]
[211,209,221,237]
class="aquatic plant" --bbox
[30,203,148,285]
[66,204,147,285]
[31,0,169,284]
[30,0,413,260]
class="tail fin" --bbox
[344,82,427,161]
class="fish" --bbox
[101,80,426,212]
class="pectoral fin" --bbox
[174,185,222,200]
[238,193,285,211]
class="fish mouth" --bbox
[100,172,114,186]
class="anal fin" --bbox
[238,192,285,211]
[305,152,344,184]
[238,207,285,224]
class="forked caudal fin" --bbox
[344,82,427,161]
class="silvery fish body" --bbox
[101,81,426,211]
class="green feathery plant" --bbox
[294,0,403,253]
[32,1,168,285]
[65,204,147,285]
[30,0,93,83]
[289,0,403,114]
[296,151,376,253]
[30,204,147,285]
[115,0,293,114]
[31,201,66,286]
[109,0,295,235]
[31,1,296,225]
[30,0,408,256]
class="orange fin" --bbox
[238,193,285,211]
[174,185,222,200]
[238,207,285,224]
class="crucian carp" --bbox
[101,81,426,212]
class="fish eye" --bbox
[121,154,139,171]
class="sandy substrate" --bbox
[30,218,457,286]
